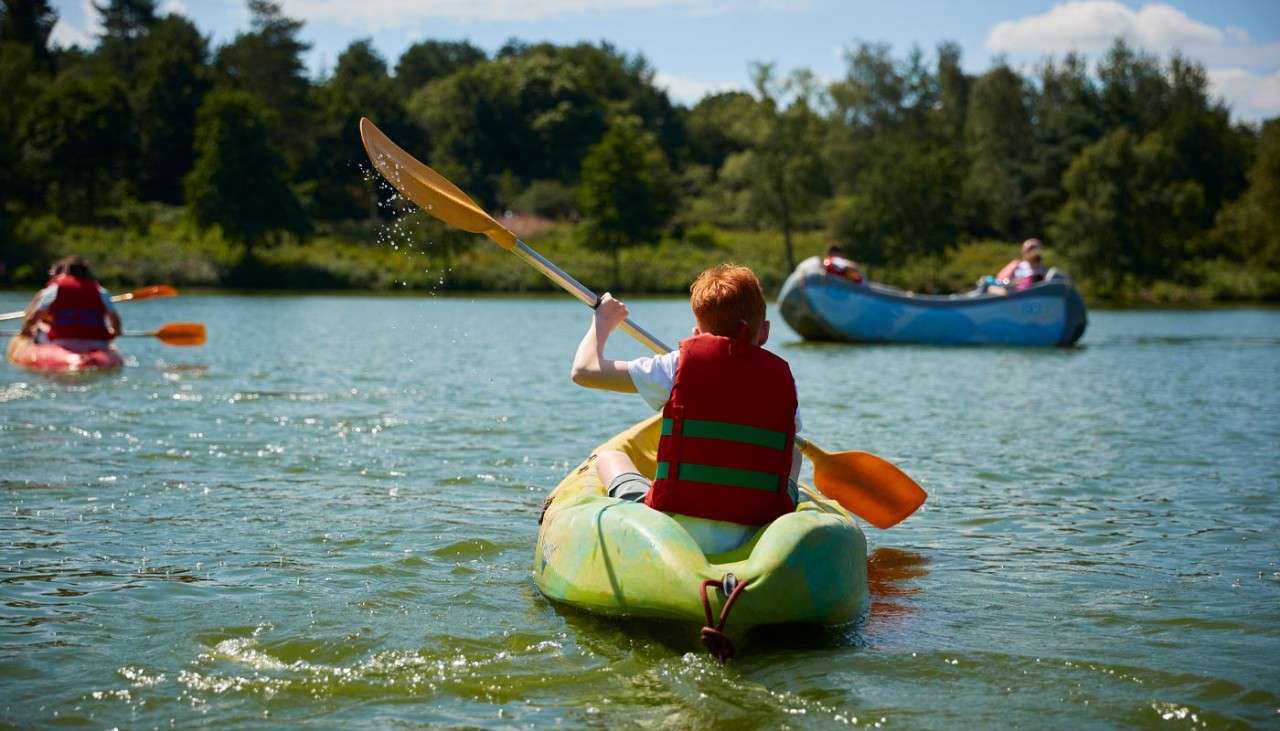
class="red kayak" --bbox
[5,335,124,374]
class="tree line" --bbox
[0,0,1276,298]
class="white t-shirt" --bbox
[626,351,803,483]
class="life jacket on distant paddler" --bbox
[645,333,799,526]
[44,274,112,341]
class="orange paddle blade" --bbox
[147,322,205,346]
[801,443,927,529]
[359,117,518,250]
[126,285,178,301]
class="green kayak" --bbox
[533,414,870,659]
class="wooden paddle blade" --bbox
[359,118,518,250]
[150,322,205,346]
[127,285,178,301]
[802,444,927,529]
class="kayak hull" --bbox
[5,335,124,374]
[534,415,869,633]
[779,257,1088,346]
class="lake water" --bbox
[2,293,1278,729]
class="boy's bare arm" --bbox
[570,293,638,393]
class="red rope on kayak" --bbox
[698,576,750,662]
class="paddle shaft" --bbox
[512,241,667,351]
[0,286,176,321]
[2,330,180,338]
[509,238,815,451]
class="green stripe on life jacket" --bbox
[660,418,787,451]
[656,461,780,491]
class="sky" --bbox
[48,0,1280,121]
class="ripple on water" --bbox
[2,298,1278,728]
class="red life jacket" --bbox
[823,256,864,283]
[645,334,798,525]
[45,274,111,341]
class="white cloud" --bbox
[987,2,1280,120]
[654,72,739,105]
[1208,68,1280,121]
[163,0,187,16]
[49,0,100,49]
[279,0,796,29]
[987,1,1222,54]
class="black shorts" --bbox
[606,472,651,502]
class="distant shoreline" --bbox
[3,286,1277,311]
[6,217,1275,306]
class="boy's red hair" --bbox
[690,264,766,338]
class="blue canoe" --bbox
[778,257,1088,347]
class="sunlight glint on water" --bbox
[1,294,1278,728]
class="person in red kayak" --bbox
[569,264,800,526]
[19,256,122,351]
[823,245,864,284]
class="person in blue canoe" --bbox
[823,245,864,284]
[984,239,1047,295]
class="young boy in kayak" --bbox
[19,256,122,350]
[570,264,800,526]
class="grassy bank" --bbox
[5,208,1276,304]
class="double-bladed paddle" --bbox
[2,322,205,347]
[359,117,926,529]
[0,284,179,322]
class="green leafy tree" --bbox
[934,42,969,145]
[1025,53,1102,231]
[1211,120,1280,270]
[963,62,1034,238]
[827,134,960,267]
[1097,40,1169,135]
[408,41,680,202]
[21,67,132,217]
[215,0,314,172]
[95,0,156,75]
[577,116,673,286]
[826,42,952,203]
[0,42,41,204]
[133,13,210,203]
[1051,128,1206,290]
[512,179,576,219]
[310,39,404,219]
[1159,54,1249,224]
[1,0,57,65]
[829,42,906,136]
[395,39,484,93]
[732,63,830,271]
[184,88,306,251]
[685,90,756,171]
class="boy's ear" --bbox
[757,320,770,347]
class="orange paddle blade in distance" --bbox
[127,285,178,301]
[150,322,205,346]
[801,443,927,529]
[358,117,518,250]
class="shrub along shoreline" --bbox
[5,210,1277,305]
